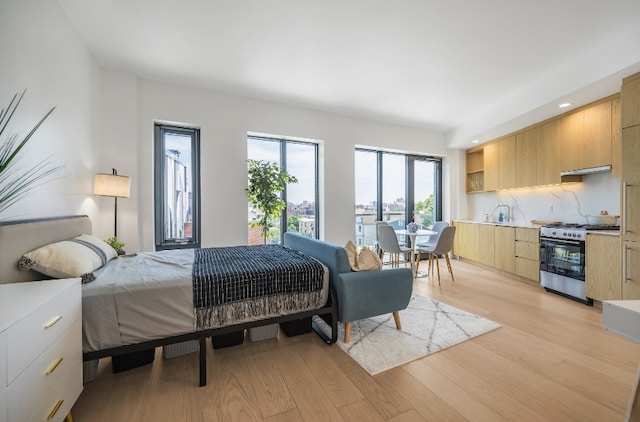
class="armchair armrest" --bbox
[334,267,413,323]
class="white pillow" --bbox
[19,234,117,283]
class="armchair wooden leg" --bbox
[393,311,402,330]
[435,254,441,286]
[344,322,352,343]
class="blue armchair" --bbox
[284,232,413,343]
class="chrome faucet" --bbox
[494,204,511,223]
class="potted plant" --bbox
[104,236,126,255]
[246,159,297,244]
[0,90,61,214]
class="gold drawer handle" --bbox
[45,357,63,375]
[47,399,64,420]
[44,315,62,329]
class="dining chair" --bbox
[377,223,413,268]
[416,225,456,285]
[375,221,390,259]
[415,221,449,249]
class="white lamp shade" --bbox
[93,173,131,198]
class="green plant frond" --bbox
[0,91,22,140]
[0,91,61,215]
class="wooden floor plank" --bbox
[71,259,640,421]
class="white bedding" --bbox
[82,248,329,353]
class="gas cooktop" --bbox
[542,223,620,230]
[541,223,619,241]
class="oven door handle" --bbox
[540,238,583,246]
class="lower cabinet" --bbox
[622,241,640,300]
[494,226,515,273]
[515,227,540,282]
[586,233,621,301]
[453,221,540,283]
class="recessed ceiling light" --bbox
[559,102,571,108]
[471,139,479,144]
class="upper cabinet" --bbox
[499,136,516,190]
[536,119,561,185]
[483,142,499,192]
[583,100,612,169]
[622,72,640,128]
[516,128,537,188]
[467,94,619,192]
[560,110,584,172]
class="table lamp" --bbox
[93,168,131,237]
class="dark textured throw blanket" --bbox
[193,244,325,329]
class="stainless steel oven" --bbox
[540,225,589,304]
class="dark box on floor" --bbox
[211,330,245,349]
[279,317,312,337]
[111,348,155,373]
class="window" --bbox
[355,149,442,249]
[154,124,200,250]
[247,134,319,245]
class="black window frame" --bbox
[247,134,320,243]
[356,148,442,226]
[154,123,201,250]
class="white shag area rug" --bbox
[316,295,501,375]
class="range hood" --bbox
[560,165,612,177]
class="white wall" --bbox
[0,0,98,223]
[134,79,452,250]
[466,173,620,225]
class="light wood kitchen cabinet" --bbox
[515,227,540,282]
[453,221,479,262]
[621,71,640,300]
[494,226,515,273]
[478,224,495,267]
[466,149,484,193]
[583,99,612,169]
[536,119,561,186]
[499,135,516,190]
[612,95,621,178]
[586,233,621,301]
[622,125,640,244]
[622,72,640,129]
[483,142,499,192]
[516,128,537,188]
[560,110,584,172]
[623,242,640,299]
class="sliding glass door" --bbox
[355,149,442,249]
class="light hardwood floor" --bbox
[71,259,640,421]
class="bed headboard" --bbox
[0,215,92,284]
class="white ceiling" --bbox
[56,0,640,148]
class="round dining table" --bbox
[395,229,437,277]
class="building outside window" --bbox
[247,134,319,245]
[355,149,442,250]
[154,124,200,250]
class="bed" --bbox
[0,215,337,387]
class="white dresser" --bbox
[0,278,82,422]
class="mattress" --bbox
[82,248,329,353]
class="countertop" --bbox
[453,220,542,229]
[453,220,621,236]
